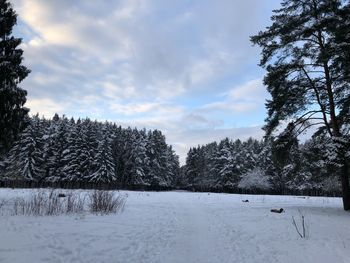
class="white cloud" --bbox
[11,0,280,162]
[26,98,66,118]
[201,101,257,113]
[227,79,266,101]
[199,78,268,114]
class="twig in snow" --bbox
[292,213,306,238]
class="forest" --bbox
[0,112,345,197]
[0,114,179,190]
[0,0,349,208]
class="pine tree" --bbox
[214,138,237,190]
[88,128,116,184]
[3,116,44,181]
[112,126,128,187]
[146,130,170,188]
[184,147,199,187]
[80,119,98,180]
[0,0,30,156]
[203,142,219,188]
[299,136,338,193]
[122,129,149,187]
[45,115,69,182]
[251,0,350,210]
[165,145,180,187]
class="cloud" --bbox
[13,0,275,99]
[26,98,67,118]
[108,102,184,116]
[199,78,268,115]
[201,101,257,113]
[11,0,280,163]
[227,79,267,101]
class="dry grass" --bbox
[11,190,85,216]
[88,190,126,215]
[0,189,126,216]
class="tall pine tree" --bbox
[251,0,350,210]
[0,0,30,156]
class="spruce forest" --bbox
[0,113,345,196]
[0,114,180,189]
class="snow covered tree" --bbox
[88,128,116,184]
[251,0,350,210]
[184,146,206,189]
[0,0,30,156]
[121,129,149,187]
[299,136,340,193]
[0,113,180,189]
[214,138,237,190]
[269,129,301,193]
[3,116,44,181]
[202,142,219,188]
[165,145,180,187]
[146,130,172,188]
[45,116,69,182]
[111,127,128,187]
[238,168,272,192]
[61,118,82,182]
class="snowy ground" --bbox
[0,189,349,263]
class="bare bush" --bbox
[12,197,26,215]
[292,210,307,238]
[88,190,126,214]
[65,192,85,214]
[2,189,126,216]
[10,190,86,216]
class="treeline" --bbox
[179,136,344,196]
[0,114,346,196]
[0,114,180,190]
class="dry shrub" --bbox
[1,189,126,216]
[10,190,86,216]
[88,190,126,214]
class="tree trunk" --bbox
[341,161,350,211]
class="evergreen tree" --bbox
[123,129,149,187]
[0,0,30,156]
[184,147,199,187]
[0,114,180,189]
[299,136,338,192]
[270,130,300,193]
[251,0,350,210]
[80,119,98,179]
[203,142,219,188]
[3,116,44,181]
[214,138,237,190]
[45,115,69,182]
[112,126,128,187]
[165,145,180,187]
[146,130,171,188]
[183,146,208,189]
[88,128,116,184]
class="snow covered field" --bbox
[0,189,349,263]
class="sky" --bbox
[11,0,281,164]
